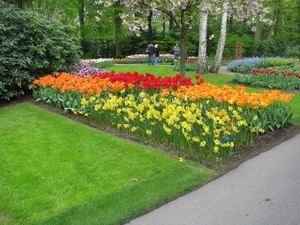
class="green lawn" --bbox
[108,64,196,77]
[0,104,214,225]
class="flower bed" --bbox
[32,72,294,162]
[115,55,232,67]
[115,54,174,64]
[68,58,114,76]
[114,59,143,64]
[232,68,300,90]
[229,57,300,90]
[127,54,174,64]
[228,57,299,73]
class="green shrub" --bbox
[284,45,300,58]
[256,40,300,58]
[268,58,298,67]
[256,39,285,57]
[0,2,82,100]
[224,34,253,58]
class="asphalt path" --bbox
[126,133,300,225]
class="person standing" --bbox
[154,44,160,65]
[147,42,155,66]
[173,43,180,61]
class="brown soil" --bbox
[1,95,300,175]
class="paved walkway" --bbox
[219,65,235,75]
[126,133,300,225]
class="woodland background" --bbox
[2,0,300,59]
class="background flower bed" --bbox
[232,69,300,91]
[229,57,300,90]
[115,54,174,64]
[228,57,299,73]
[32,71,294,163]
[67,58,114,77]
[115,55,232,72]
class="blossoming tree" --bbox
[96,0,203,77]
[96,0,271,76]
[198,0,272,73]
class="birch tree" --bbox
[199,0,271,74]
[210,2,228,73]
[197,0,208,73]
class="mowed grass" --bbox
[0,103,215,225]
[107,64,300,125]
[108,64,195,78]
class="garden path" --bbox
[126,130,300,225]
[219,65,235,75]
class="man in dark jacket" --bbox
[174,43,180,60]
[147,42,155,66]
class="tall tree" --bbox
[114,0,123,58]
[253,14,261,56]
[147,10,153,41]
[197,0,208,74]
[273,0,300,43]
[209,2,228,73]
[267,0,281,39]
[96,0,201,77]
[3,0,25,9]
[78,0,86,52]
[198,0,272,74]
[95,1,130,57]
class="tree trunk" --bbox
[114,1,122,58]
[169,15,174,31]
[298,0,300,33]
[197,3,208,74]
[253,15,261,56]
[267,0,281,40]
[179,23,188,77]
[78,0,85,54]
[210,3,228,74]
[147,10,153,40]
[162,13,166,38]
[9,0,25,9]
[19,0,24,9]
